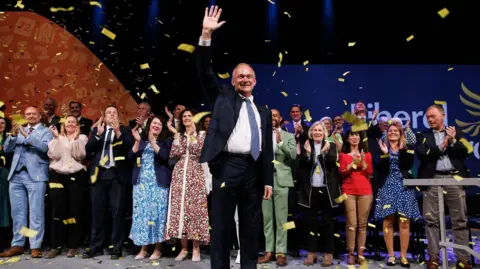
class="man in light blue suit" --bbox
[0,107,53,258]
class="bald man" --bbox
[0,107,53,258]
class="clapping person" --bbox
[374,124,420,267]
[129,116,172,260]
[45,116,88,258]
[338,130,374,265]
[0,117,11,250]
[165,109,210,262]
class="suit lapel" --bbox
[234,94,243,122]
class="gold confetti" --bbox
[0,156,5,166]
[305,67,309,72]
[148,221,155,225]
[380,154,390,159]
[89,41,95,44]
[334,233,340,238]
[100,155,109,166]
[114,156,125,161]
[0,101,4,107]
[434,100,446,105]
[338,78,345,82]
[303,60,309,66]
[109,245,114,249]
[335,193,348,203]
[11,114,28,125]
[101,28,116,40]
[459,138,474,154]
[177,43,195,53]
[348,227,355,231]
[282,221,295,231]
[447,67,454,71]
[416,186,421,191]
[19,227,38,238]
[383,204,391,209]
[280,91,288,97]
[368,223,376,228]
[5,257,20,263]
[267,0,275,4]
[15,0,25,9]
[272,71,276,76]
[0,111,4,118]
[283,12,291,18]
[63,218,76,225]
[459,262,464,268]
[172,247,176,251]
[91,167,99,183]
[140,92,147,99]
[315,166,321,174]
[342,71,351,76]
[453,175,463,181]
[348,42,356,47]
[272,160,281,165]
[112,141,123,147]
[400,217,408,222]
[278,52,283,67]
[220,182,225,188]
[304,109,312,122]
[352,163,357,170]
[426,149,430,155]
[192,111,212,124]
[218,73,230,79]
[71,177,75,181]
[351,123,368,132]
[406,35,414,42]
[136,157,141,167]
[343,100,348,105]
[437,8,450,19]
[140,63,150,69]
[49,183,64,189]
[89,1,102,8]
[419,262,426,265]
[150,84,160,94]
[50,6,75,12]
[384,228,389,233]
[310,231,315,236]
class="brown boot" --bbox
[346,253,355,265]
[304,252,318,266]
[45,249,60,259]
[258,252,274,263]
[276,254,287,267]
[322,253,333,267]
[66,249,77,258]
[31,249,43,258]
[0,246,24,257]
[427,258,440,269]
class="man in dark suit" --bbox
[82,105,133,260]
[43,98,61,130]
[69,101,93,136]
[197,6,273,269]
[415,104,472,269]
[128,102,152,138]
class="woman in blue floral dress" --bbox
[374,124,420,267]
[129,116,173,260]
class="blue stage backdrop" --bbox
[234,64,480,176]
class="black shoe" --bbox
[110,251,122,260]
[400,257,411,268]
[82,250,103,259]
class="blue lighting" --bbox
[91,0,105,43]
[265,1,278,44]
[209,0,216,6]
[322,0,334,37]
[147,0,159,41]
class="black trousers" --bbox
[210,153,263,269]
[306,187,334,253]
[49,170,85,249]
[90,168,126,253]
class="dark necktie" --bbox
[28,127,34,135]
[103,128,113,167]
[245,98,260,160]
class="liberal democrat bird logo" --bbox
[455,82,480,137]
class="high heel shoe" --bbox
[192,248,201,262]
[174,249,188,261]
[149,250,162,260]
[135,250,148,260]
[400,257,410,268]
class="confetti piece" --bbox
[447,67,454,71]
[334,233,340,238]
[338,78,345,82]
[100,155,109,166]
[400,217,408,222]
[459,262,464,268]
[280,91,288,97]
[63,218,76,225]
[109,245,114,249]
[15,1,25,9]
[101,28,116,40]
[434,100,446,105]
[383,204,391,209]
[6,257,20,263]
[136,157,141,167]
[49,183,64,189]
[342,71,351,76]
[150,84,160,94]
[89,41,95,44]
[351,123,368,132]
[140,63,150,70]
[283,12,291,18]
[419,262,425,265]
[310,231,315,236]
[437,8,450,19]
[218,73,230,79]
[221,182,225,188]
[0,112,3,118]
[267,0,275,4]
[348,42,356,47]
[172,247,176,251]
[192,111,211,124]
[335,193,348,203]
[426,149,430,155]
[89,1,102,8]
[19,227,38,238]
[272,71,276,76]
[114,156,125,161]
[380,154,390,159]
[177,43,195,53]
[303,60,309,66]
[406,35,414,42]
[304,109,312,122]
[278,52,283,67]
[416,186,421,191]
[11,114,28,125]
[315,166,321,174]
[459,138,474,154]
[343,100,348,105]
[50,6,75,12]
[112,141,123,147]
[305,67,309,72]
[384,228,389,233]
[368,223,376,228]
[352,163,357,170]
[140,92,147,99]
[348,227,355,231]
[336,162,340,167]
[91,167,99,184]
[453,175,463,181]
[272,160,281,165]
[148,221,155,225]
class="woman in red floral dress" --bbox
[165,109,210,262]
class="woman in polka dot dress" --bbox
[374,124,421,268]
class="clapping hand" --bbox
[304,140,311,155]
[446,126,456,141]
[131,127,141,142]
[165,106,173,120]
[321,140,330,153]
[49,125,60,138]
[167,120,177,135]
[378,140,388,155]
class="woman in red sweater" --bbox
[338,130,373,265]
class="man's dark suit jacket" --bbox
[45,115,61,131]
[415,129,471,180]
[197,46,273,187]
[79,117,93,136]
[86,125,133,184]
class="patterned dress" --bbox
[374,151,421,220]
[129,144,169,245]
[165,131,210,244]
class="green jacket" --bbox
[273,130,296,188]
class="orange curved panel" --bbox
[0,11,137,124]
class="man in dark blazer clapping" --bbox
[197,6,273,269]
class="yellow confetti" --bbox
[148,221,155,225]
[100,155,109,166]
[348,42,356,47]
[63,218,76,225]
[11,114,28,125]
[0,156,5,166]
[89,41,95,44]
[272,160,281,165]
[150,84,160,94]
[400,217,408,222]
[338,77,345,82]
[342,71,351,76]
[280,91,288,97]
[310,231,315,236]
[101,28,116,40]
[383,204,391,209]
[278,52,283,67]
[459,262,464,268]
[380,154,390,159]
[303,60,309,66]
[437,8,450,19]
[5,257,20,263]
[453,175,463,181]
[220,182,225,188]
[283,12,291,18]
[334,233,340,238]
[109,245,114,249]
[91,167,99,183]
[140,92,147,99]
[416,186,421,191]
[368,223,376,228]
[112,141,123,147]
[19,227,38,238]
[0,111,3,118]
[177,43,195,53]
[348,227,355,231]
[419,262,425,265]
[140,63,150,69]
[470,242,476,246]
[384,228,389,233]
[335,193,348,204]
[136,157,141,167]
[434,100,446,105]
[343,100,348,105]
[305,67,309,72]
[114,156,125,161]
[351,123,368,132]
[352,163,357,170]
[15,0,25,9]
[443,190,448,194]
[89,1,102,8]
[267,0,275,4]
[459,138,473,154]
[0,101,4,107]
[406,35,414,42]
[50,6,75,12]
[192,111,212,124]
[447,67,454,71]
[172,247,176,251]
[218,73,230,79]
[336,162,340,167]
[49,183,64,189]
[304,109,312,122]
[426,149,430,155]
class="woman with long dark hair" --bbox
[129,116,173,260]
[339,130,373,265]
[165,109,210,262]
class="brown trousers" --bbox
[345,195,373,254]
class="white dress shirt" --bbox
[98,126,115,168]
[224,95,262,155]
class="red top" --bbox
[338,152,373,195]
